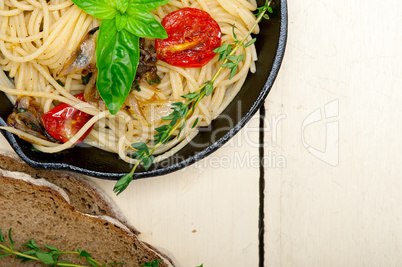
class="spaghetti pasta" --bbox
[0,0,259,164]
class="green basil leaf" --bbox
[125,10,167,39]
[70,0,117,19]
[128,0,170,12]
[96,19,139,115]
[116,12,128,31]
[115,0,129,13]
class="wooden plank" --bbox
[93,112,261,266]
[265,0,402,266]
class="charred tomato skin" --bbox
[155,8,222,68]
[41,93,93,144]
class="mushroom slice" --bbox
[7,96,55,142]
[57,27,99,77]
[136,38,160,85]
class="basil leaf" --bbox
[116,12,128,31]
[115,0,129,13]
[125,10,167,39]
[128,0,170,12]
[70,0,117,19]
[96,19,139,115]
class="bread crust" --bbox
[0,171,176,266]
[0,151,139,234]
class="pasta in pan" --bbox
[0,0,260,164]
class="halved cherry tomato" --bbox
[41,93,93,144]
[155,7,222,68]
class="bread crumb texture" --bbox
[0,175,172,267]
[0,153,111,216]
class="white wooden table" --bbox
[1,0,402,266]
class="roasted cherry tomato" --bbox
[41,93,93,144]
[155,7,222,68]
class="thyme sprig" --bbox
[113,0,273,195]
[256,0,274,21]
[0,229,121,266]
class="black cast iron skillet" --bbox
[0,0,288,180]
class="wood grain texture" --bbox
[265,0,402,266]
[92,113,261,267]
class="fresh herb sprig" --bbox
[0,229,121,266]
[71,0,169,115]
[113,0,273,195]
[256,0,274,21]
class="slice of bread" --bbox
[0,169,176,266]
[0,151,139,234]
